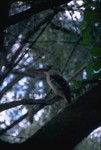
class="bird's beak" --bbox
[35,65,52,74]
[35,68,47,74]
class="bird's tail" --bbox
[64,94,71,104]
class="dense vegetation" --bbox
[0,0,101,149]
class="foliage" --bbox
[0,0,101,148]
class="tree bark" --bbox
[0,82,101,150]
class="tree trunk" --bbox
[0,82,101,150]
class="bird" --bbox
[44,68,71,103]
[36,66,71,103]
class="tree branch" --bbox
[51,23,71,33]
[0,10,58,86]
[67,63,87,82]
[0,0,9,51]
[7,0,71,28]
[0,96,60,112]
[0,75,23,100]
[0,82,101,149]
[0,104,44,135]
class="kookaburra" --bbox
[36,66,71,103]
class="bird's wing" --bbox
[49,75,70,91]
[49,74,71,103]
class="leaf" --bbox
[72,80,81,87]
[92,71,101,80]
[90,47,101,56]
[86,62,93,77]
[92,59,101,71]
[84,10,101,23]
[83,27,92,45]
[80,21,87,29]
